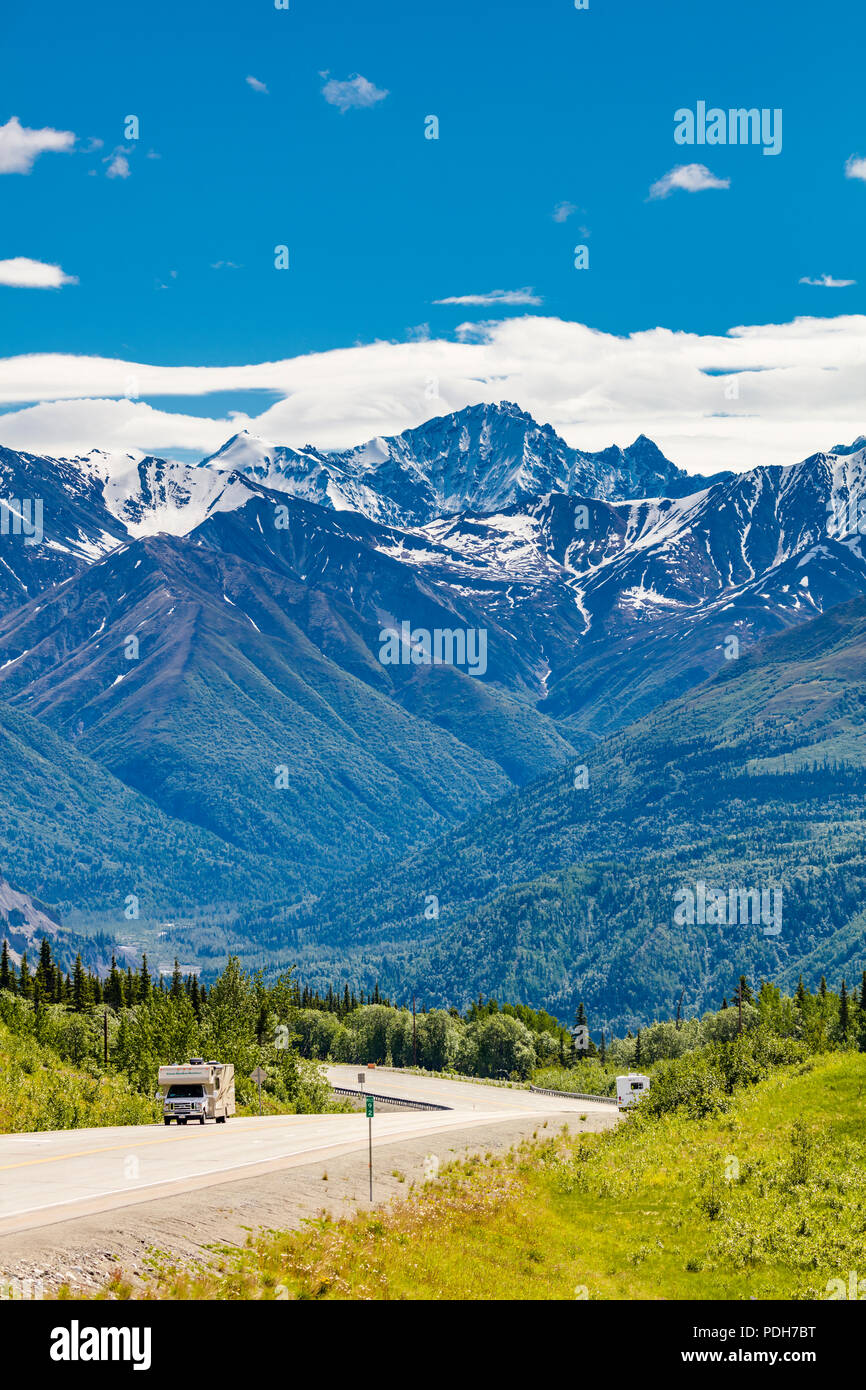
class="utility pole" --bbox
[412,994,417,1067]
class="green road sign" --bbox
[365,1097,374,1118]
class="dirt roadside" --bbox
[0,1109,615,1297]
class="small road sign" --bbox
[365,1096,374,1118]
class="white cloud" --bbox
[246,75,269,94]
[104,150,131,179]
[321,74,388,113]
[0,257,78,289]
[1,315,865,476]
[649,163,730,199]
[552,201,577,223]
[0,115,76,174]
[845,154,866,182]
[799,273,856,287]
[434,288,543,307]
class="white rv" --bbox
[158,1059,235,1125]
[616,1072,650,1109]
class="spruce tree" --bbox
[18,950,31,999]
[734,975,753,1006]
[72,954,88,1012]
[36,937,55,997]
[0,939,11,991]
[105,956,125,1010]
[839,979,850,1043]
[139,954,152,1001]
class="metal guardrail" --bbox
[331,1085,452,1112]
[529,1084,618,1106]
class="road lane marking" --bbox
[0,1131,205,1172]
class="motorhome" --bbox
[616,1072,651,1110]
[157,1059,235,1125]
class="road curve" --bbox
[0,1069,614,1236]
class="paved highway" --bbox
[0,1069,614,1236]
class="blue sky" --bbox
[1,0,865,471]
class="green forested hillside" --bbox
[289,597,866,1027]
[0,697,284,915]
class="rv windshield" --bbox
[166,1084,204,1099]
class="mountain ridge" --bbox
[1,404,866,1011]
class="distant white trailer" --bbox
[158,1059,235,1126]
[616,1072,650,1110]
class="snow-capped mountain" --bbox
[2,400,866,937]
[63,447,252,537]
[0,445,128,614]
[201,402,733,526]
[4,402,866,743]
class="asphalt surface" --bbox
[0,1067,615,1239]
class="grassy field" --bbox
[92,1051,866,1301]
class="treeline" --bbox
[0,940,208,1013]
[0,938,401,1018]
[292,972,866,1087]
[0,937,576,1097]
[2,935,864,1131]
[0,945,335,1121]
[534,974,866,1099]
[290,988,574,1078]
